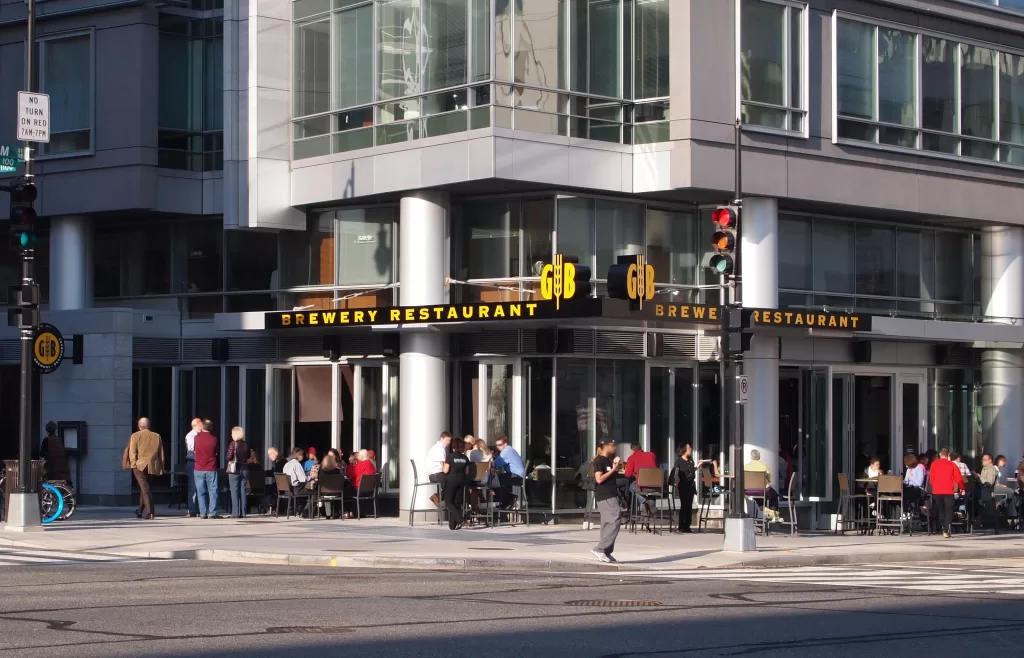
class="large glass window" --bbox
[378,0,421,100]
[812,220,855,295]
[556,197,597,272]
[334,3,374,109]
[93,225,174,298]
[596,200,644,275]
[423,0,468,91]
[337,208,396,286]
[635,0,669,99]
[39,33,93,156]
[836,16,1024,165]
[159,15,223,171]
[294,12,332,117]
[740,0,805,132]
[646,209,696,286]
[281,214,335,288]
[456,200,520,281]
[855,226,896,298]
[779,215,812,290]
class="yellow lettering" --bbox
[309,313,319,325]
[322,312,336,325]
[563,263,576,300]
[281,314,292,326]
[447,307,459,320]
[829,315,837,327]
[540,264,554,300]
[795,314,804,325]
[340,311,350,324]
[817,314,827,327]
[418,308,430,321]
[478,305,490,319]
[694,306,705,319]
[434,307,444,320]
[510,304,522,318]
[785,312,793,324]
[680,305,689,318]
[709,307,718,320]
[668,305,677,318]
[403,308,413,322]
[526,303,538,316]
[368,310,377,323]
[493,305,505,318]
[840,316,849,328]
[352,311,363,323]
[390,309,401,322]
[774,311,783,324]
[655,304,664,317]
[296,314,305,325]
[462,306,475,319]
[851,316,859,329]
[753,311,761,323]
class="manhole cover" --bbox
[265,626,355,635]
[565,600,662,608]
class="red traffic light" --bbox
[712,206,737,229]
[11,181,37,204]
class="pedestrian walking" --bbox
[226,426,250,518]
[929,447,965,538]
[590,438,622,563]
[184,418,201,517]
[126,418,164,520]
[193,419,220,519]
[673,443,697,533]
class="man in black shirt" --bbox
[590,438,623,563]
[443,438,473,530]
[673,443,697,533]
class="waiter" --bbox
[185,418,201,517]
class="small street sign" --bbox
[738,375,749,405]
[0,144,23,173]
[17,92,50,143]
[33,323,64,374]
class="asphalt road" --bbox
[0,553,1022,657]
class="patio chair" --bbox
[274,473,312,519]
[836,473,867,534]
[346,473,379,519]
[408,459,443,527]
[769,472,798,536]
[875,474,904,536]
[246,468,266,515]
[495,474,530,528]
[697,466,727,532]
[314,473,345,520]
[469,462,495,527]
[631,468,667,534]
[743,470,769,536]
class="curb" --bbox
[724,546,1024,569]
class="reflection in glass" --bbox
[486,364,514,442]
[386,365,400,489]
[511,0,568,110]
[556,197,596,272]
[596,360,644,451]
[596,200,645,275]
[571,0,621,97]
[281,214,334,288]
[961,44,997,159]
[650,367,670,465]
[646,209,696,287]
[836,19,875,120]
[878,28,916,146]
[922,37,955,136]
[779,215,812,291]
[456,200,520,280]
[423,0,468,91]
[935,232,972,302]
[470,0,491,82]
[294,18,331,117]
[556,359,592,510]
[1000,53,1024,164]
[458,361,480,437]
[334,4,374,109]
[855,225,895,298]
[812,220,855,294]
[741,0,785,109]
[360,366,384,463]
[377,0,420,101]
[896,229,934,302]
[337,208,395,286]
[523,358,553,510]
[522,198,554,280]
[245,368,266,465]
[635,0,668,99]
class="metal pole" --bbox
[728,118,745,519]
[18,0,37,496]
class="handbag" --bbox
[227,461,238,475]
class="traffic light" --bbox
[708,205,738,276]
[8,177,37,249]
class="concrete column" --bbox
[49,216,93,311]
[981,226,1024,474]
[398,191,449,518]
[741,197,780,484]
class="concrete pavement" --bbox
[5,507,1024,571]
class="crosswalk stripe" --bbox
[0,548,155,566]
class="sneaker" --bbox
[591,549,611,563]
[942,530,950,538]
[605,553,618,564]
[429,494,440,508]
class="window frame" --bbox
[735,0,809,138]
[831,10,1024,170]
[34,28,96,160]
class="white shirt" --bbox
[426,442,447,475]
[185,430,197,453]
[284,459,307,486]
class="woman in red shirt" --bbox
[929,448,966,538]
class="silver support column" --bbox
[981,227,1024,475]
[49,216,94,311]
[398,191,449,521]
[740,197,780,488]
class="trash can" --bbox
[3,460,44,521]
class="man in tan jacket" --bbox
[127,417,164,519]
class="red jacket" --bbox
[929,458,965,495]
[624,450,657,479]
[350,460,377,488]
[194,431,219,472]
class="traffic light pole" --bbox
[7,0,42,531]
[722,118,754,552]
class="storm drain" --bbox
[565,600,662,608]
[265,626,356,635]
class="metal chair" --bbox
[469,462,495,526]
[245,468,266,515]
[495,474,530,527]
[769,472,798,536]
[743,470,769,536]
[836,473,867,534]
[631,468,667,534]
[408,459,442,527]
[697,466,727,532]
[347,473,379,519]
[314,473,344,520]
[875,474,904,536]
[274,473,311,518]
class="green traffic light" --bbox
[709,254,734,275]
[18,232,36,249]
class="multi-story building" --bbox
[1,0,1023,524]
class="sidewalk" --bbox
[4,507,1024,571]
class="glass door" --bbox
[896,373,926,464]
[648,365,695,470]
[270,366,294,453]
[798,367,832,501]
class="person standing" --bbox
[590,438,622,564]
[40,421,71,484]
[127,418,164,520]
[673,443,697,533]
[193,420,220,519]
[929,448,966,538]
[184,418,201,517]
[226,427,250,518]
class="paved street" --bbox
[0,556,1022,657]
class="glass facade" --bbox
[836,15,1024,165]
[779,214,980,318]
[158,14,224,171]
[38,33,93,156]
[739,0,805,132]
[292,0,671,158]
